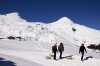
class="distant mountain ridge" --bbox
[0,12,100,46]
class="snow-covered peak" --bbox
[54,17,73,25]
[0,12,27,23]
[5,12,19,16]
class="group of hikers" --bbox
[52,43,87,61]
[52,43,64,60]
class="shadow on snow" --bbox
[0,57,16,66]
[84,56,93,61]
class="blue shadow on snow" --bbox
[0,57,16,66]
[84,56,93,61]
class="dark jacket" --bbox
[58,44,64,52]
[79,46,87,53]
[52,45,57,52]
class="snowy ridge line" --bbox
[0,12,100,45]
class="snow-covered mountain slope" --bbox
[0,12,100,66]
[0,12,100,46]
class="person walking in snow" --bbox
[52,43,58,60]
[79,43,87,61]
[58,43,64,59]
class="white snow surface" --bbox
[0,40,100,66]
[0,12,100,66]
[0,54,43,66]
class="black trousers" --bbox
[54,52,56,59]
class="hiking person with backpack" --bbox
[58,43,64,59]
[79,43,87,61]
[52,43,58,60]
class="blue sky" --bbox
[0,0,100,30]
